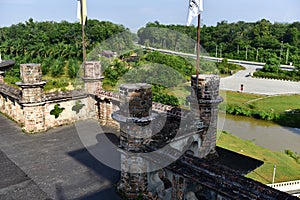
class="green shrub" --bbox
[284,150,300,164]
[50,58,65,77]
[68,58,80,79]
[44,79,69,91]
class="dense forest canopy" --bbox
[0,18,127,84]
[138,19,300,66]
[0,18,127,60]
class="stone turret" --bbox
[188,75,223,158]
[112,83,157,199]
[16,64,46,133]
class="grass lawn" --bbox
[222,90,262,104]
[251,94,300,113]
[217,131,300,184]
[222,91,300,113]
[221,91,300,127]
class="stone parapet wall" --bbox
[0,84,23,124]
[45,90,87,103]
[44,97,90,129]
[0,83,21,100]
[167,154,296,200]
[0,93,24,125]
[0,81,93,132]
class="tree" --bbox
[0,18,127,81]
[262,58,280,73]
[68,58,80,79]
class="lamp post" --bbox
[286,48,289,65]
[272,164,276,184]
[256,48,259,61]
[279,41,283,63]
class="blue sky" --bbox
[0,0,299,31]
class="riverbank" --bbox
[222,91,300,128]
[222,114,300,154]
[217,131,300,184]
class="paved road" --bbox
[142,46,299,95]
[220,64,300,95]
[142,46,295,70]
[0,114,121,200]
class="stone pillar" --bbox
[99,100,107,125]
[82,61,103,94]
[16,64,46,133]
[82,61,104,119]
[112,83,156,199]
[189,75,223,158]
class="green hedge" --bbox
[253,69,300,82]
[225,104,300,128]
[226,104,280,120]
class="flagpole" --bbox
[80,0,87,76]
[196,13,201,94]
[82,23,86,64]
[82,22,87,68]
[196,14,201,76]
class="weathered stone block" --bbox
[119,83,152,118]
[23,104,46,133]
[20,64,42,84]
[84,61,102,79]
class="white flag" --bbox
[187,0,203,26]
[77,0,87,25]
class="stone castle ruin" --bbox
[0,61,297,199]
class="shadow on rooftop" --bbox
[68,132,122,200]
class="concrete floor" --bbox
[0,114,122,200]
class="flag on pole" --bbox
[187,0,203,26]
[77,0,87,25]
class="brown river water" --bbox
[219,114,300,153]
